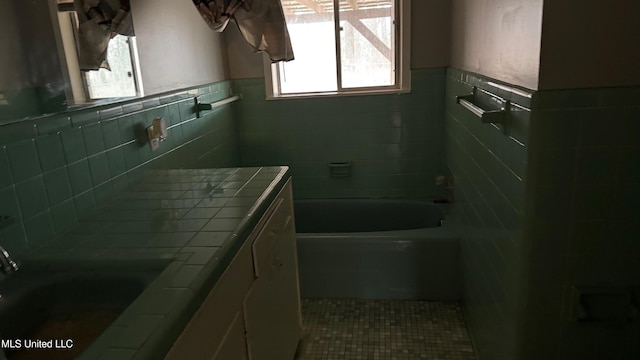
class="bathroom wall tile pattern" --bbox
[445,68,532,360]
[0,82,240,260]
[521,85,640,360]
[448,67,640,360]
[232,68,447,199]
[295,299,476,360]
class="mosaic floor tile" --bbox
[296,299,476,360]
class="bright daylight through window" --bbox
[83,34,140,100]
[268,0,409,97]
[56,1,142,104]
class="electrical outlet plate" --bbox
[147,117,167,151]
[147,126,160,151]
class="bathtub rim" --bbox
[295,224,460,239]
[293,198,454,235]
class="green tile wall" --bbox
[522,86,640,360]
[0,82,240,260]
[448,68,640,360]
[232,68,447,199]
[445,68,532,360]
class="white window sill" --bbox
[266,87,411,101]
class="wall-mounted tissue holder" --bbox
[329,162,351,177]
[456,87,511,135]
[573,286,639,323]
[147,117,167,151]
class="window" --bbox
[56,3,143,105]
[83,34,141,100]
[266,0,410,98]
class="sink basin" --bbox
[0,269,160,360]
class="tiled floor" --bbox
[295,299,476,360]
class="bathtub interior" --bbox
[294,199,444,233]
[293,200,461,300]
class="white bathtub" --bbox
[294,199,461,300]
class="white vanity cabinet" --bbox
[212,311,249,360]
[165,179,302,360]
[164,229,255,360]
[244,180,303,360]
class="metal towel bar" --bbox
[194,95,242,118]
[456,87,510,135]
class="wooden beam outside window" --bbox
[292,0,324,14]
[347,0,359,11]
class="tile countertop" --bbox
[23,166,291,360]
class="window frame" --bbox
[264,0,411,99]
[55,7,144,106]
[81,34,144,101]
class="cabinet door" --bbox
[244,213,302,360]
[212,311,249,360]
[165,239,254,360]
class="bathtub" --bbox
[295,199,461,300]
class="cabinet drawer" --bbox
[252,181,293,277]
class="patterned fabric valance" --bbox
[193,0,294,62]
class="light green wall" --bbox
[521,86,640,359]
[445,68,532,360]
[448,67,640,360]
[233,68,447,199]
